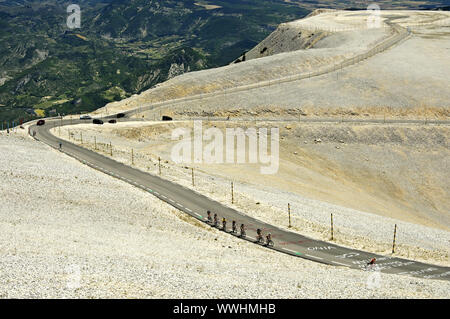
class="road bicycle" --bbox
[240,226,246,238]
[266,238,274,248]
[256,234,264,244]
[231,223,237,234]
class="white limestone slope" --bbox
[1,132,449,298]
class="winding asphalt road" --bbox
[29,118,450,282]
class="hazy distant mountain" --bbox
[0,0,309,122]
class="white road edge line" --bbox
[305,254,323,260]
[333,261,348,266]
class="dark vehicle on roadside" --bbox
[117,113,125,118]
[108,119,117,124]
[37,120,45,126]
[93,119,104,125]
[162,115,173,121]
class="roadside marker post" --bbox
[94,136,97,150]
[191,168,194,187]
[110,142,112,156]
[392,224,397,254]
[131,149,134,165]
[80,132,83,144]
[331,213,334,241]
[158,157,161,175]
[231,181,234,204]
[288,203,291,228]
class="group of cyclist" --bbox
[206,210,274,247]
[207,209,377,264]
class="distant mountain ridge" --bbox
[0,0,309,123]
[1,0,449,123]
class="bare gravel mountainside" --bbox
[94,10,450,120]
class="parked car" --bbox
[80,115,92,120]
[162,115,173,121]
[37,120,45,126]
[108,119,117,124]
[93,119,104,125]
[117,113,125,118]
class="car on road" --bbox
[117,113,125,118]
[108,119,117,124]
[93,119,104,125]
[36,120,45,126]
[80,115,92,120]
[162,115,173,121]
